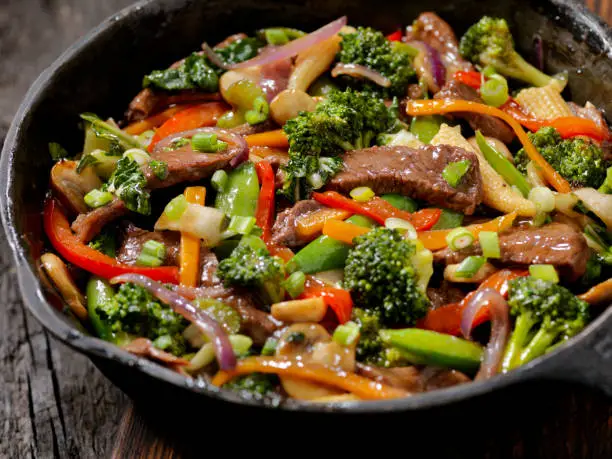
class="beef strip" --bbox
[71,199,128,243]
[226,119,277,136]
[270,200,324,247]
[427,281,466,308]
[326,144,483,214]
[125,88,222,122]
[434,80,515,143]
[116,223,181,265]
[356,363,471,392]
[433,222,589,281]
[406,12,473,82]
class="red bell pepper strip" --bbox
[148,102,229,151]
[418,269,527,336]
[502,99,610,142]
[311,191,441,231]
[43,198,179,284]
[255,160,275,242]
[386,30,403,42]
[453,71,483,89]
[301,277,353,324]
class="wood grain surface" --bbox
[0,1,610,458]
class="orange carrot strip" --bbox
[322,219,370,245]
[245,129,289,148]
[180,187,206,287]
[211,357,408,400]
[123,105,187,135]
[296,208,353,240]
[405,99,572,193]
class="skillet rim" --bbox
[1,0,610,413]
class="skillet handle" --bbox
[540,313,612,396]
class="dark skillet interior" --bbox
[2,0,612,417]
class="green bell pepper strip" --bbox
[214,161,260,217]
[380,328,484,373]
[410,115,445,144]
[287,215,376,274]
[431,209,464,230]
[380,193,418,213]
[475,131,531,197]
[86,276,130,344]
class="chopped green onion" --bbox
[166,137,190,151]
[164,195,188,221]
[332,321,360,347]
[137,130,155,147]
[264,28,290,45]
[529,264,559,283]
[49,142,69,161]
[454,256,487,278]
[261,337,278,356]
[385,218,417,240]
[446,227,475,251]
[479,231,501,259]
[211,170,228,191]
[152,334,173,350]
[191,133,227,153]
[227,216,256,235]
[142,240,166,259]
[380,193,418,212]
[410,115,444,143]
[282,271,306,299]
[136,252,163,267]
[216,110,246,129]
[350,186,375,202]
[84,189,114,208]
[480,77,509,107]
[230,334,254,357]
[123,148,151,165]
[528,186,555,213]
[442,160,471,188]
[482,65,497,78]
[245,96,269,125]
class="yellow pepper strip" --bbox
[211,356,408,400]
[180,187,206,287]
[296,208,353,240]
[245,130,289,148]
[405,100,572,193]
[322,219,370,245]
[418,212,517,251]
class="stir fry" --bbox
[42,13,612,403]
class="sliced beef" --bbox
[435,80,515,143]
[427,281,466,308]
[433,222,589,281]
[406,12,473,81]
[71,199,128,243]
[270,200,324,247]
[116,224,181,265]
[356,363,470,392]
[326,145,483,214]
[123,338,189,371]
[125,88,222,122]
[226,118,277,136]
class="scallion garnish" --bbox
[442,160,472,188]
[479,231,501,259]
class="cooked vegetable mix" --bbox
[42,12,610,403]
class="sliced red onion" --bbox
[331,63,392,88]
[228,16,347,69]
[422,42,445,88]
[462,288,510,381]
[110,274,237,370]
[153,127,249,168]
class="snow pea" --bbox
[214,161,259,218]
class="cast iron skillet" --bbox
[1,0,611,415]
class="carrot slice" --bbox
[296,208,352,240]
[180,187,206,287]
[245,129,289,148]
[322,219,370,245]
[123,105,188,135]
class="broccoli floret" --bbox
[144,53,219,92]
[215,36,265,65]
[459,17,561,88]
[222,373,280,402]
[344,227,430,326]
[352,308,410,367]
[337,27,415,97]
[104,155,151,215]
[502,277,589,371]
[515,127,607,188]
[280,89,395,200]
[598,166,612,194]
[217,235,285,305]
[88,228,116,257]
[95,282,188,356]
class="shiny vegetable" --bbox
[180,187,206,287]
[215,161,260,218]
[254,160,275,242]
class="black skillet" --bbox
[1,0,611,419]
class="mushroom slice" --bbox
[39,253,88,321]
[270,89,317,125]
[50,160,102,214]
[276,323,355,399]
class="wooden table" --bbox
[0,1,610,457]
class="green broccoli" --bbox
[216,235,285,305]
[337,27,415,97]
[222,373,280,401]
[352,308,411,367]
[581,223,612,287]
[280,89,395,200]
[88,228,116,257]
[501,277,589,371]
[104,155,151,215]
[344,227,430,326]
[459,17,562,88]
[94,282,188,356]
[214,36,265,65]
[598,166,612,194]
[515,127,607,188]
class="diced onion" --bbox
[155,203,226,246]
